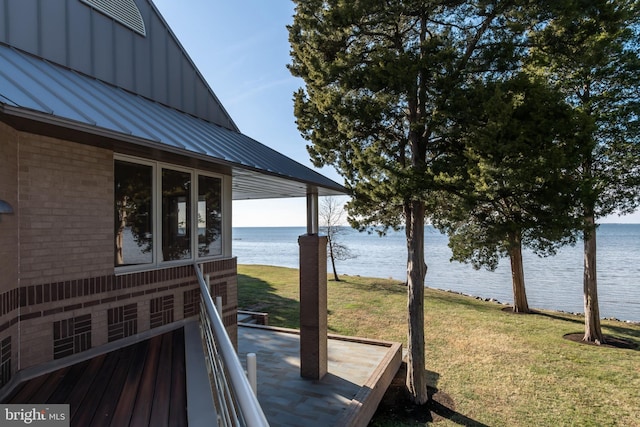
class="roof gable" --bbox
[0,0,236,130]
[0,0,347,199]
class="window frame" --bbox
[115,154,227,273]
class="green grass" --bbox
[237,264,640,427]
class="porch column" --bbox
[298,190,328,380]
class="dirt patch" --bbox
[373,362,455,424]
[500,306,541,315]
[563,333,638,350]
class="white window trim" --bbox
[115,154,228,274]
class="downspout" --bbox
[17,134,21,372]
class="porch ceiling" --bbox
[232,168,331,200]
[0,44,346,200]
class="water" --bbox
[232,224,640,322]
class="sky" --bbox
[152,0,639,226]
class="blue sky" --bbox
[153,0,339,227]
[152,0,639,226]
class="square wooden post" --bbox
[298,233,328,380]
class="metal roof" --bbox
[0,44,346,199]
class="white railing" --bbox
[194,263,270,427]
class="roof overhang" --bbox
[0,45,347,200]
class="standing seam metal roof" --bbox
[0,44,346,199]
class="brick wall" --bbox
[0,123,19,299]
[17,258,238,370]
[201,259,239,346]
[17,132,114,286]
[0,125,239,379]
[0,123,20,387]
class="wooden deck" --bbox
[4,328,188,427]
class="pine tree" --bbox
[528,0,640,343]
[433,74,584,314]
[288,0,544,403]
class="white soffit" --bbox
[80,0,146,36]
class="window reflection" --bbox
[114,161,153,266]
[198,175,222,256]
[115,158,225,268]
[162,169,191,261]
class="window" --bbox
[162,169,191,261]
[114,157,224,269]
[115,160,153,266]
[198,175,222,257]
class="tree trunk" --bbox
[405,200,428,405]
[507,230,530,313]
[583,214,604,343]
[328,236,340,281]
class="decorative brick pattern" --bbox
[0,289,19,318]
[150,295,174,329]
[0,337,11,387]
[53,314,91,359]
[0,288,20,333]
[14,259,237,312]
[4,259,235,368]
[107,303,138,342]
[183,289,200,318]
[209,281,228,306]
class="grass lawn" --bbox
[237,264,640,427]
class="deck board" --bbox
[29,366,71,403]
[72,348,121,426]
[47,359,91,404]
[148,332,173,427]
[169,328,188,427]
[128,334,162,426]
[109,339,149,427]
[66,354,108,420]
[2,328,187,427]
[91,344,136,427]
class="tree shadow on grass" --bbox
[371,362,489,426]
[237,273,300,329]
[501,307,639,350]
[562,333,638,350]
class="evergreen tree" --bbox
[433,74,584,313]
[528,0,640,343]
[288,0,542,403]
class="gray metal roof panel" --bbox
[0,44,345,197]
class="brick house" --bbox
[0,0,344,390]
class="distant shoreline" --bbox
[341,271,640,324]
[234,224,640,323]
[429,286,640,325]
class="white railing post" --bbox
[216,295,223,316]
[247,353,257,396]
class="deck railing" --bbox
[194,263,270,427]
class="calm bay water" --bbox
[232,224,640,322]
